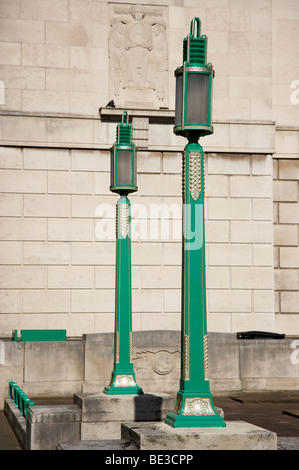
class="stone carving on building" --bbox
[152,351,174,375]
[134,350,179,378]
[108,3,168,109]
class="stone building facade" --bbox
[0,0,298,339]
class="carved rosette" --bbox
[182,397,215,416]
[114,374,137,387]
[153,351,174,375]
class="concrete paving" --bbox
[213,392,299,438]
[120,420,277,450]
[1,392,299,450]
[0,411,22,450]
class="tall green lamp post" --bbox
[165,18,225,427]
[104,111,143,395]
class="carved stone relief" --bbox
[153,351,174,375]
[134,350,179,378]
[108,3,168,109]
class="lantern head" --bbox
[174,18,214,140]
[110,111,137,195]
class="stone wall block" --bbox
[279,203,299,224]
[0,18,44,43]
[231,221,273,243]
[230,176,272,198]
[23,242,71,265]
[208,197,251,220]
[279,160,299,180]
[207,154,250,175]
[24,195,71,218]
[280,247,299,269]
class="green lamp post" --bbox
[165,18,225,427]
[104,111,143,395]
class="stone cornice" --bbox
[0,110,277,154]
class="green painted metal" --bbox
[165,143,225,428]
[20,329,66,342]
[8,380,15,400]
[117,111,132,145]
[104,197,143,395]
[8,380,34,419]
[174,17,214,139]
[165,19,225,428]
[105,110,142,394]
[110,111,137,195]
[183,18,207,66]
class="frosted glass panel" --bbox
[186,73,209,124]
[175,74,183,127]
[116,150,133,186]
[110,150,114,187]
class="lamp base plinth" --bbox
[103,372,143,396]
[165,391,226,428]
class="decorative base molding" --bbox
[165,391,226,428]
[103,372,143,395]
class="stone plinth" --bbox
[121,421,277,451]
[26,404,81,450]
[57,439,137,451]
[74,392,176,440]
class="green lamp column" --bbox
[104,111,143,395]
[165,18,225,427]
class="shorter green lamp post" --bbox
[104,111,143,395]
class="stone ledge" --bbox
[4,398,26,450]
[74,392,175,420]
[74,392,176,440]
[100,107,175,124]
[56,439,137,450]
[27,404,81,423]
[0,112,276,153]
[121,421,277,450]
[4,399,82,450]
[57,436,299,451]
